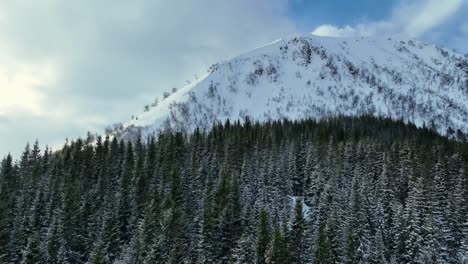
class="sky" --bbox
[0,0,467,157]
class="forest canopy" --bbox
[1,116,468,263]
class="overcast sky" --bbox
[1,0,467,157]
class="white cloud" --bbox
[312,22,393,37]
[0,62,56,116]
[403,0,464,36]
[312,0,465,38]
[312,25,363,37]
[0,0,295,157]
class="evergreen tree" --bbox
[289,198,305,264]
[402,177,424,262]
[0,116,467,263]
[0,154,14,262]
[315,222,331,264]
[257,209,271,264]
[270,220,289,264]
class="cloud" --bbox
[312,25,361,37]
[0,0,295,157]
[0,62,56,116]
[312,0,465,39]
[0,111,83,156]
[312,23,392,38]
[403,0,463,36]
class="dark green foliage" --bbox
[316,222,331,264]
[289,198,305,264]
[270,220,289,264]
[0,116,467,263]
[0,154,14,262]
[257,209,271,264]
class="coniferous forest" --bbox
[2,116,468,264]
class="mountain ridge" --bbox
[111,33,468,140]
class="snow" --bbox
[289,196,311,219]
[124,72,210,129]
[116,33,468,139]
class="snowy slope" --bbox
[115,34,468,139]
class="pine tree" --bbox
[232,231,257,264]
[133,134,148,221]
[257,209,270,264]
[1,116,468,263]
[117,141,134,248]
[378,153,396,261]
[222,173,242,260]
[315,222,331,264]
[119,220,145,264]
[0,154,14,262]
[142,189,160,258]
[370,227,388,264]
[402,177,424,262]
[432,158,453,263]
[88,237,109,264]
[270,220,289,264]
[289,198,305,264]
[20,231,43,264]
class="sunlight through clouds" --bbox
[0,62,56,116]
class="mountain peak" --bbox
[112,34,468,140]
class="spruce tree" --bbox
[0,154,14,262]
[289,198,305,264]
[315,222,331,264]
[257,209,270,264]
[270,220,289,264]
[0,116,467,263]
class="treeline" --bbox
[1,116,468,263]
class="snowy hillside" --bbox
[114,34,468,139]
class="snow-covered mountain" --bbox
[114,34,468,139]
